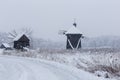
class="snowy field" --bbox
[0,48,120,80]
[0,55,110,80]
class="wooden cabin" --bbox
[65,23,83,49]
[0,43,12,50]
[13,34,30,50]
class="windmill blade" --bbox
[82,35,89,40]
[8,32,16,39]
[58,30,67,35]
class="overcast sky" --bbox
[0,0,120,41]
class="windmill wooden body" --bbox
[59,22,83,49]
[13,34,30,50]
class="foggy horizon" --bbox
[0,0,120,41]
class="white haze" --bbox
[0,0,120,41]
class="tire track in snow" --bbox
[0,56,111,80]
[39,62,80,80]
[17,63,36,80]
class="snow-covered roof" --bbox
[13,34,24,41]
[13,33,29,41]
[65,26,82,34]
[2,43,11,48]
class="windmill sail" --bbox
[58,30,67,35]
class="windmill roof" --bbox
[65,26,82,34]
[13,34,24,41]
[13,33,29,41]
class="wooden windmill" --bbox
[59,22,83,49]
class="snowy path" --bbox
[0,55,112,80]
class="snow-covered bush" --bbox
[88,53,120,77]
[95,71,110,78]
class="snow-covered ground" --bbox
[1,48,120,80]
[0,55,112,80]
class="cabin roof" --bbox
[65,26,82,34]
[13,33,29,41]
[2,43,11,48]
